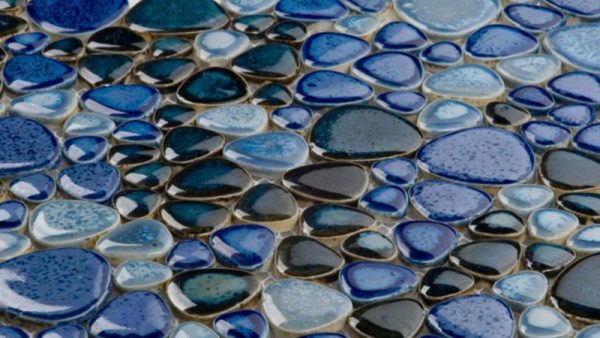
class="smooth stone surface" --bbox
[519,305,572,338]
[114,260,173,291]
[552,253,600,321]
[339,262,417,304]
[509,86,555,115]
[0,232,30,261]
[167,268,261,321]
[0,248,111,324]
[310,105,422,161]
[232,43,299,81]
[9,173,54,204]
[352,51,424,90]
[3,54,76,93]
[0,200,27,232]
[9,90,76,125]
[577,325,600,338]
[417,99,483,136]
[261,279,353,336]
[232,15,275,36]
[545,23,600,74]
[417,127,535,186]
[135,58,196,88]
[295,71,373,106]
[301,32,369,69]
[371,157,418,188]
[234,183,298,232]
[86,27,147,54]
[544,0,600,18]
[196,104,267,139]
[420,41,463,67]
[266,21,307,44]
[276,236,344,280]
[567,224,600,254]
[349,298,425,338]
[376,91,427,117]
[177,68,248,106]
[525,242,575,275]
[151,37,191,59]
[64,112,115,138]
[251,83,292,107]
[165,239,214,272]
[4,32,48,55]
[359,185,408,221]
[57,163,120,204]
[29,200,119,247]
[541,149,600,191]
[88,291,172,338]
[469,210,525,238]
[153,105,196,130]
[493,271,548,310]
[81,85,160,122]
[107,144,160,167]
[274,0,349,21]
[159,201,230,239]
[427,294,515,338]
[78,54,134,87]
[547,72,600,106]
[574,123,600,156]
[521,121,570,153]
[166,158,252,201]
[498,184,554,216]
[496,54,561,87]
[394,220,458,266]
[334,14,378,37]
[213,310,269,338]
[96,219,173,261]
[420,267,474,301]
[528,208,578,242]
[374,21,428,52]
[210,224,275,270]
[302,204,375,242]
[283,162,368,203]
[422,64,505,105]
[484,102,530,128]
[162,127,224,164]
[465,24,538,61]
[171,322,218,338]
[410,180,493,225]
[504,4,565,34]
[271,106,313,133]
[450,240,521,279]
[113,120,162,146]
[341,230,397,262]
[112,189,161,220]
[393,0,501,39]
[558,193,600,222]
[43,37,84,61]
[35,324,87,338]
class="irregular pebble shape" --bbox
[214,310,269,338]
[339,262,417,304]
[469,210,525,238]
[234,183,298,232]
[162,127,224,164]
[4,31,48,55]
[484,102,530,128]
[559,193,600,222]
[504,4,565,34]
[114,260,173,291]
[276,235,344,280]
[0,326,28,338]
[0,200,27,232]
[465,24,538,61]
[295,71,373,106]
[57,162,120,204]
[0,232,30,261]
[165,239,215,272]
[371,157,418,188]
[450,240,521,279]
[302,204,375,244]
[375,91,427,117]
[274,0,349,21]
[171,322,218,338]
[112,189,161,220]
[63,112,115,138]
[544,0,600,18]
[301,32,370,69]
[547,72,600,106]
[349,298,425,338]
[9,173,55,203]
[374,21,427,52]
[341,230,397,262]
[509,86,555,115]
[335,14,378,37]
[159,201,229,239]
[420,41,463,67]
[498,184,554,216]
[0,14,25,39]
[521,121,570,153]
[420,267,474,301]
[394,220,458,266]
[549,104,595,129]
[251,83,292,107]
[493,271,548,310]
[107,144,160,167]
[417,99,483,136]
[153,105,196,130]
[96,219,173,261]
[151,37,191,59]
[232,15,275,36]
[196,104,267,139]
[545,23,600,74]
[567,224,600,255]
[541,149,600,191]
[35,324,87,338]
[9,90,77,125]
[81,84,160,122]
[113,120,162,146]
[134,58,196,89]
[525,242,575,275]
[232,43,299,81]
[78,54,134,87]
[223,0,276,15]
[177,68,248,106]
[86,27,148,54]
[210,224,275,271]
[271,106,313,133]
[3,54,76,93]
[266,21,307,44]
[496,54,561,87]
[352,51,424,90]
[43,37,84,61]
[574,123,600,156]
[528,208,578,243]
[552,253,600,322]
[359,185,408,221]
[577,324,600,338]
[124,162,172,191]
[519,305,572,338]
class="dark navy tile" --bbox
[544,0,600,18]
[57,162,120,204]
[352,51,424,90]
[251,83,292,107]
[134,58,196,89]
[465,24,538,62]
[271,106,313,133]
[274,0,349,21]
[123,162,172,191]
[394,220,458,266]
[521,121,570,153]
[266,21,307,44]
[301,204,376,245]
[295,71,373,106]
[113,120,162,146]
[339,262,417,304]
[165,239,215,272]
[341,230,397,262]
[3,54,76,93]
[159,201,230,239]
[547,72,600,107]
[450,240,521,280]
[232,15,276,36]
[0,200,27,232]
[81,85,161,122]
[177,68,248,106]
[4,32,48,55]
[232,43,299,81]
[484,102,530,129]
[87,27,148,54]
[162,126,223,165]
[9,173,55,203]
[35,324,87,338]
[420,267,474,302]
[419,41,463,67]
[233,183,298,233]
[541,149,600,191]
[558,192,600,223]
[151,37,191,59]
[210,224,276,271]
[301,32,370,69]
[108,144,160,167]
[374,21,428,52]
[503,4,564,34]
[43,37,84,61]
[153,105,197,130]
[213,310,269,338]
[63,135,108,164]
[276,235,344,280]
[196,104,268,139]
[112,189,161,220]
[469,210,526,238]
[342,0,388,13]
[375,91,427,117]
[78,54,134,87]
[508,85,555,114]
[0,14,25,39]
[548,104,594,129]
[524,242,575,275]
[349,299,425,338]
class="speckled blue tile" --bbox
[271,106,313,133]
[339,261,417,304]
[547,72,600,107]
[165,239,214,272]
[544,0,600,18]
[9,90,77,125]
[89,291,172,338]
[371,157,418,188]
[417,99,483,136]
[465,24,538,62]
[410,180,493,225]
[63,136,108,164]
[573,123,600,156]
[3,54,76,93]
[375,91,427,117]
[496,54,561,87]
[420,41,463,67]
[35,324,87,338]
[334,14,378,37]
[374,21,428,52]
[151,37,191,59]
[295,71,373,106]
[274,0,349,21]
[197,104,267,139]
[493,271,548,311]
[78,54,134,87]
[26,0,128,35]
[112,189,161,220]
[0,248,111,324]
[528,208,578,243]
[567,224,600,255]
[162,127,224,165]
[113,120,162,146]
[508,86,555,114]
[352,51,424,90]
[427,294,515,338]
[9,173,55,203]
[521,121,570,153]
[393,0,501,39]
[57,162,120,204]
[232,43,299,81]
[417,127,535,186]
[81,85,161,122]
[171,322,217,338]
[0,326,28,338]
[545,24,600,75]
[96,219,173,262]
[134,58,196,89]
[44,37,84,61]
[64,112,116,138]
[4,31,48,55]
[519,305,572,338]
[153,105,196,131]
[210,224,275,271]
[213,310,268,338]
[301,32,369,70]
[0,200,27,232]
[358,185,408,221]
[114,260,173,291]
[549,104,594,129]
[0,117,60,178]
[504,4,564,34]
[394,220,458,266]
[223,131,308,177]
[0,232,30,260]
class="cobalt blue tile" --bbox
[521,121,570,153]
[86,27,148,54]
[81,85,161,122]
[301,32,370,69]
[375,91,427,117]
[223,131,308,177]
[465,24,538,62]
[4,32,48,55]
[63,136,108,164]
[0,248,111,324]
[162,127,224,165]
[124,162,172,191]
[165,239,215,272]
[410,180,493,225]
[78,54,134,87]
[549,104,594,129]
[334,14,378,37]
[213,310,268,338]
[134,58,196,89]
[358,185,408,221]
[352,51,424,90]
[64,112,116,138]
[57,162,120,204]
[547,72,600,107]
[450,240,521,279]
[574,123,600,156]
[508,86,555,114]
[545,23,600,74]
[371,156,418,188]
[519,305,572,338]
[394,220,458,266]
[151,37,191,59]
[492,271,548,310]
[417,127,535,186]
[503,4,564,34]
[419,41,463,67]
[496,54,561,87]
[374,21,428,52]
[543,0,600,19]
[0,200,26,232]
[26,0,128,35]
[9,173,55,203]
[197,105,268,139]
[339,261,418,304]
[274,0,349,21]
[417,99,483,136]
[266,21,308,44]
[0,117,60,178]
[177,68,249,106]
[35,324,87,338]
[8,89,78,125]
[427,294,515,338]
[541,149,600,191]
[210,224,276,271]
[113,120,162,146]
[194,30,249,64]
[342,0,388,13]
[107,144,160,167]
[153,105,196,130]
[271,106,313,133]
[524,242,575,275]
[0,326,28,338]
[232,15,276,37]
[89,291,172,338]
[96,219,173,262]
[251,83,292,107]
[349,299,425,338]
[295,71,373,106]
[232,43,299,81]
[126,0,230,34]
[393,0,501,39]
[310,105,423,161]
[3,54,76,93]
[222,0,276,15]
[43,37,84,61]
[277,235,344,279]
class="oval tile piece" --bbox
[234,183,298,232]
[420,267,474,302]
[114,260,173,291]
[541,149,600,191]
[78,53,134,87]
[493,271,548,311]
[450,240,521,280]
[301,32,369,69]
[81,84,161,122]
[394,220,458,266]
[519,305,572,338]
[276,235,344,280]
[417,99,483,137]
[196,104,268,139]
[352,51,424,90]
[3,54,75,93]
[57,163,120,204]
[213,310,269,338]
[349,298,425,338]
[9,90,76,125]
[210,224,276,271]
[295,71,373,106]
[178,68,248,106]
[545,23,600,74]
[465,24,538,62]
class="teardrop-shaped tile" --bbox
[162,127,224,165]
[420,41,463,67]
[153,105,196,131]
[251,83,292,107]
[525,242,575,275]
[114,260,173,291]
[504,4,565,34]
[9,90,77,125]
[78,54,134,87]
[197,104,268,139]
[234,183,298,232]
[295,71,373,106]
[420,267,474,302]
[547,72,600,106]
[232,15,276,37]
[274,0,349,21]
[541,149,600,191]
[341,230,397,262]
[558,192,600,223]
[36,324,87,338]
[496,54,561,87]
[165,239,215,272]
[371,157,418,188]
[171,322,218,338]
[0,200,27,232]
[44,37,84,62]
[57,163,120,204]
[493,271,548,311]
[340,262,418,304]
[0,232,30,261]
[4,32,48,55]
[151,37,191,59]
[210,224,275,271]
[276,235,344,281]
[549,104,594,129]
[107,144,160,167]
[417,99,483,137]
[450,240,521,280]
[352,51,424,90]
[9,173,55,204]
[545,23,600,74]
[528,208,578,243]
[123,162,172,191]
[134,58,196,89]
[112,189,161,220]
[159,201,230,239]
[81,84,161,122]
[213,310,269,338]
[394,220,458,266]
[519,305,572,338]
[521,121,570,154]
[178,68,248,106]
[232,43,299,81]
[469,210,526,238]
[484,102,531,129]
[113,120,162,146]
[359,185,408,221]
[376,91,427,117]
[96,219,173,262]
[567,224,600,255]
[465,24,538,62]
[574,123,600,156]
[349,298,425,338]
[63,112,115,138]
[3,54,76,93]
[266,21,307,44]
[509,86,555,114]
[87,27,148,54]
[271,106,313,133]
[302,204,376,246]
[301,32,370,69]
[374,21,428,52]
